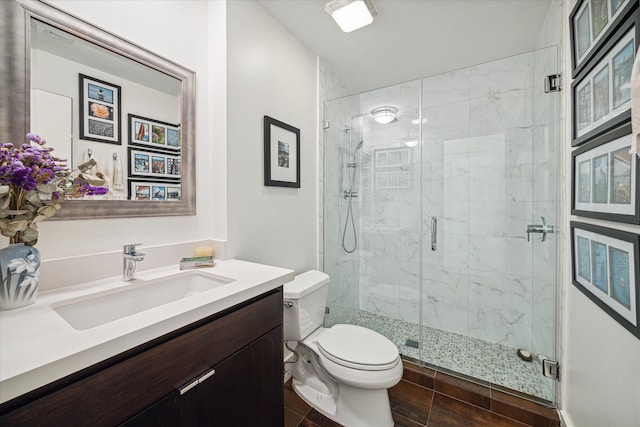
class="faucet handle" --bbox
[123,243,143,254]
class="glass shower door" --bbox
[530,45,560,403]
[322,46,559,405]
[420,47,559,404]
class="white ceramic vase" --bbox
[0,244,41,310]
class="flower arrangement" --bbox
[0,133,108,246]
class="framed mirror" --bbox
[0,0,196,219]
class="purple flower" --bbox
[0,133,106,245]
[74,180,110,196]
[25,133,42,145]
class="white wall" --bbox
[225,1,318,273]
[559,1,640,426]
[31,0,222,259]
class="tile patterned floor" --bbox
[285,360,561,427]
[348,310,554,403]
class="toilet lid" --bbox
[316,324,399,371]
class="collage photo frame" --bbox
[571,7,638,146]
[128,147,181,180]
[128,114,180,151]
[572,123,639,223]
[79,74,121,144]
[571,222,640,338]
[570,0,635,77]
[129,180,182,202]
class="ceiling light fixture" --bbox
[325,0,378,33]
[371,106,398,124]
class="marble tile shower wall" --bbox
[354,52,553,351]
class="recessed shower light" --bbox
[325,0,378,33]
[371,106,398,124]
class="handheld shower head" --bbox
[349,140,364,166]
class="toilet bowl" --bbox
[284,270,403,427]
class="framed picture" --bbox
[128,114,180,151]
[79,74,121,144]
[264,116,300,188]
[572,122,639,223]
[570,0,636,77]
[129,180,182,201]
[571,221,640,339]
[128,148,181,179]
[571,8,639,146]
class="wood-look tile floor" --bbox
[284,378,554,427]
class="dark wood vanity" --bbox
[0,288,284,426]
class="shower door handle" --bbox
[526,216,554,242]
[431,217,437,251]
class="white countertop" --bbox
[0,259,294,404]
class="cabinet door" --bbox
[120,388,196,427]
[196,326,283,426]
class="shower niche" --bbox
[323,47,560,405]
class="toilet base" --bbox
[292,379,395,427]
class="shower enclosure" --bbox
[323,47,559,404]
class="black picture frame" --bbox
[128,179,182,201]
[570,221,640,339]
[127,147,181,180]
[79,74,122,144]
[572,122,640,223]
[128,113,180,151]
[571,7,639,147]
[570,0,637,78]
[263,116,300,188]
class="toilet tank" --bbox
[283,270,330,341]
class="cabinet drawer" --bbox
[0,288,283,426]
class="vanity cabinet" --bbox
[0,288,284,426]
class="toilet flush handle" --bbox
[284,301,293,308]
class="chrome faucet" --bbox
[123,243,145,281]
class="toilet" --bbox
[283,270,403,427]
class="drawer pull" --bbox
[179,378,199,395]
[198,369,216,384]
[178,369,216,395]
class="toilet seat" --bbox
[316,324,399,371]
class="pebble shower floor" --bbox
[349,310,554,403]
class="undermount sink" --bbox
[51,271,234,330]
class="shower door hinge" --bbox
[542,359,560,380]
[544,74,562,93]
[323,121,330,129]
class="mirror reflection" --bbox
[30,19,182,202]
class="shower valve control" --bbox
[526,217,554,242]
